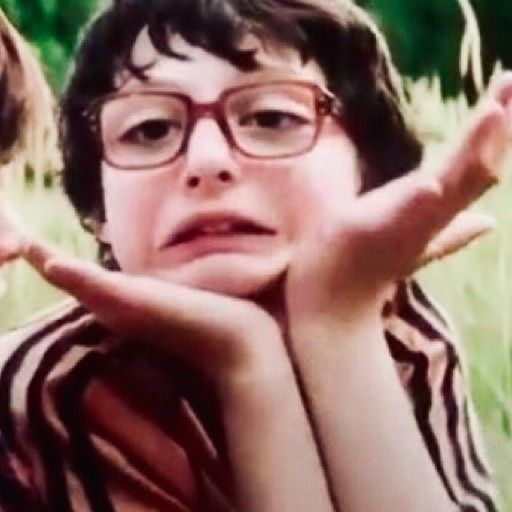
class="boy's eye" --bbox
[119,119,182,144]
[238,110,310,130]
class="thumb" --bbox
[416,211,494,268]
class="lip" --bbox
[159,211,277,250]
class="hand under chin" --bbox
[149,251,291,298]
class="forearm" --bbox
[219,347,334,512]
[289,313,457,512]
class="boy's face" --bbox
[99,29,360,297]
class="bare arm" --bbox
[285,73,512,511]
[219,349,333,512]
[289,311,458,511]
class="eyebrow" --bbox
[115,62,326,99]
[117,77,187,93]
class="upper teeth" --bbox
[199,222,233,234]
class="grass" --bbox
[419,179,512,510]
[0,78,511,510]
[0,171,97,328]
[411,76,512,510]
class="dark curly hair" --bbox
[60,0,422,244]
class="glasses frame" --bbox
[84,80,344,171]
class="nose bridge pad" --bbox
[188,116,229,154]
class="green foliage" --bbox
[355,0,512,97]
[0,0,102,90]
[0,172,97,329]
[2,0,512,97]
[472,0,512,80]
[357,0,464,95]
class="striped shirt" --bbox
[0,280,498,511]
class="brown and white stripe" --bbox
[384,280,497,512]
[0,281,499,511]
[0,301,234,511]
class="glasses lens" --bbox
[226,83,318,158]
[100,93,187,169]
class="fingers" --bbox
[24,247,211,353]
[23,239,197,335]
[436,105,505,213]
[352,73,512,277]
[23,247,274,375]
[488,71,512,106]
[22,240,133,317]
[416,211,494,268]
[22,238,56,271]
[25,247,155,328]
[435,72,512,216]
[0,234,55,300]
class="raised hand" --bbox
[286,72,512,323]
[282,73,512,512]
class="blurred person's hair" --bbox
[0,8,59,174]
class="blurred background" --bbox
[0,0,510,509]
[1,0,511,97]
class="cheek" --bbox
[272,138,361,236]
[101,170,168,268]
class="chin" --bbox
[150,251,290,298]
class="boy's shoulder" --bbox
[0,300,117,444]
[0,301,235,511]
[383,279,466,396]
[384,279,460,351]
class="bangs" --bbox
[120,0,318,81]
[79,0,316,91]
[62,0,422,228]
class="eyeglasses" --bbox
[86,81,343,170]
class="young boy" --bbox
[0,0,510,510]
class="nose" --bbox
[181,118,239,191]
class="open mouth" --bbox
[167,216,277,248]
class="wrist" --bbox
[217,353,296,414]
[288,304,382,349]
[216,323,292,403]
